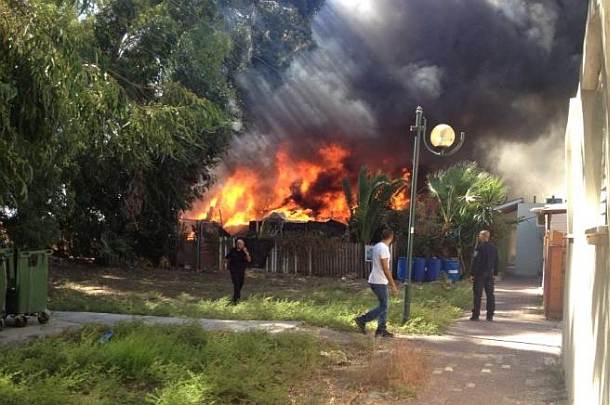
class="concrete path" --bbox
[0,311,301,344]
[406,277,565,405]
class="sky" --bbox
[229,0,588,200]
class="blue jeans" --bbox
[358,283,389,332]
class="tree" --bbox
[1,0,323,263]
[0,0,230,257]
[427,161,508,274]
[343,166,405,244]
[220,0,324,79]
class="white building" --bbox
[563,1,610,403]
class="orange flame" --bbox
[185,143,411,230]
[390,169,410,210]
[186,144,351,227]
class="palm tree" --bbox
[427,161,507,273]
[343,166,405,244]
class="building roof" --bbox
[494,198,525,213]
[530,203,567,215]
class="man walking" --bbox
[355,228,398,338]
[225,238,251,305]
[470,230,499,321]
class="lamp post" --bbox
[402,106,465,324]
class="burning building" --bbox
[185,143,409,233]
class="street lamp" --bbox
[402,106,465,324]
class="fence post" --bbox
[308,247,313,276]
[273,241,277,273]
[216,235,221,272]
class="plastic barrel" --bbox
[442,259,461,282]
[412,257,426,282]
[425,257,442,282]
[397,257,407,282]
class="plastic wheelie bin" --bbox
[6,250,52,327]
[0,248,12,330]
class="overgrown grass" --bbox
[50,276,471,335]
[0,323,322,404]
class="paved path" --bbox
[0,311,301,344]
[0,278,565,405]
[406,277,565,405]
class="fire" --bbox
[390,169,410,210]
[185,143,412,229]
[187,144,351,227]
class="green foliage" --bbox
[0,0,320,261]
[0,0,229,252]
[0,323,322,404]
[427,161,509,273]
[344,166,406,244]
[220,0,324,77]
[51,274,471,335]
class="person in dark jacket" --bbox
[225,238,251,305]
[470,230,499,321]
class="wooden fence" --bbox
[227,237,401,279]
[262,240,371,278]
[178,233,403,279]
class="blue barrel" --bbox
[412,257,426,282]
[425,257,442,282]
[397,257,407,282]
[442,259,461,282]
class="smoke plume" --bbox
[218,0,588,206]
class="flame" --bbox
[390,169,410,210]
[187,144,351,227]
[185,143,411,229]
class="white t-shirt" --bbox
[368,242,391,285]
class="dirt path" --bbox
[404,277,565,405]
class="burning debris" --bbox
[185,143,410,230]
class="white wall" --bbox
[563,3,610,401]
[550,213,568,234]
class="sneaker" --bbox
[354,317,366,334]
[486,317,494,322]
[469,316,479,321]
[375,330,394,338]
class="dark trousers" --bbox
[358,283,389,332]
[230,268,245,302]
[472,273,495,319]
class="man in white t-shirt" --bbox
[354,228,398,338]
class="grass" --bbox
[359,340,428,398]
[0,322,323,404]
[49,265,472,335]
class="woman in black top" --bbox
[225,238,251,304]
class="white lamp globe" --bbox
[430,124,456,148]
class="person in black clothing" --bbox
[225,238,251,304]
[470,230,499,321]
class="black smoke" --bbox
[228,0,588,198]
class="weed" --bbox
[358,340,427,399]
[0,323,322,404]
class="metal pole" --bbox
[402,106,425,324]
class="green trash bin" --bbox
[6,249,52,327]
[0,248,12,330]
